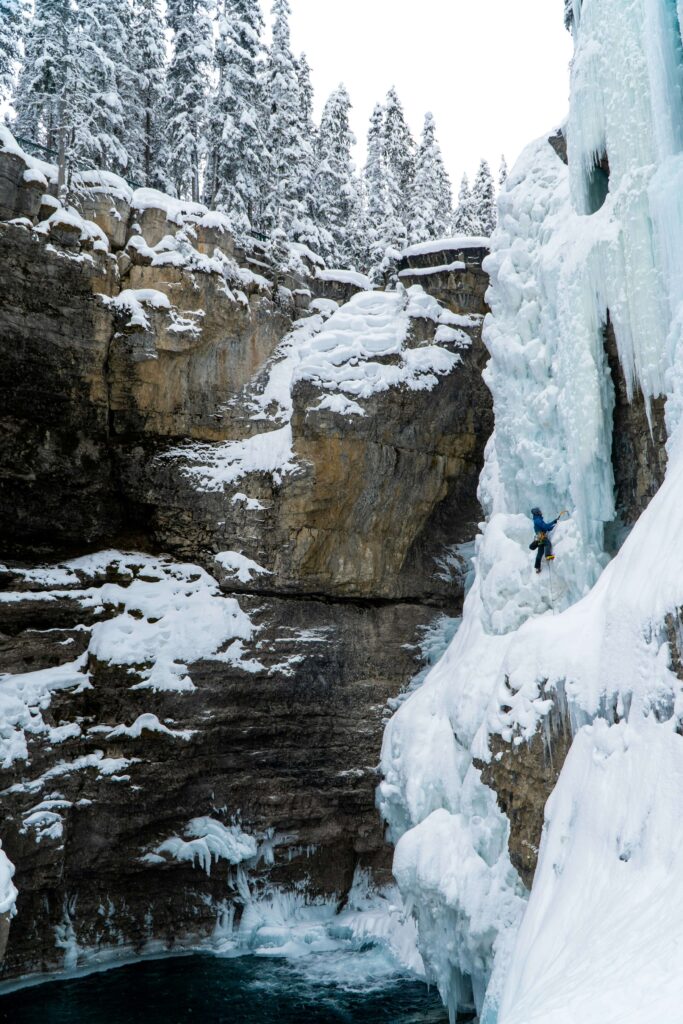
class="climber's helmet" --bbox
[531,507,542,517]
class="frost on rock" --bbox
[380,1,683,1020]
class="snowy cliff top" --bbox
[401,235,490,258]
[246,285,466,423]
[314,267,372,290]
[0,125,56,183]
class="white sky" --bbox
[264,0,573,187]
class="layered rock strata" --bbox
[0,135,493,979]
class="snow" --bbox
[289,241,325,266]
[162,425,298,494]
[398,260,466,278]
[400,235,490,258]
[215,551,272,585]
[153,818,258,875]
[72,170,133,203]
[109,288,171,329]
[0,842,17,917]
[131,188,208,224]
[0,552,259,767]
[315,268,372,290]
[292,288,459,407]
[107,714,194,742]
[0,126,56,183]
[379,2,683,1019]
[22,167,47,187]
[498,717,683,1024]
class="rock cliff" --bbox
[0,133,493,979]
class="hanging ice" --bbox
[380,1,683,1021]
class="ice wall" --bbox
[380,1,683,1020]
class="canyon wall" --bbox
[0,134,493,979]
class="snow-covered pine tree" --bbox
[164,0,215,201]
[407,111,452,244]
[70,0,132,175]
[452,173,477,235]
[471,158,496,236]
[128,0,167,187]
[296,53,316,144]
[382,86,415,218]
[0,0,26,107]
[362,101,405,281]
[13,0,76,152]
[293,51,328,254]
[315,84,357,264]
[265,0,317,245]
[206,0,268,229]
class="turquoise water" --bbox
[0,954,458,1024]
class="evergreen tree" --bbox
[499,154,508,188]
[452,173,477,235]
[293,51,326,252]
[265,0,316,245]
[128,0,167,187]
[382,86,415,214]
[164,0,215,200]
[407,112,452,244]
[71,0,132,174]
[0,0,26,108]
[315,84,357,263]
[471,158,496,235]
[295,53,316,142]
[13,0,76,153]
[362,101,405,281]
[207,0,268,229]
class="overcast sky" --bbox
[264,0,573,188]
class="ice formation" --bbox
[0,843,17,919]
[152,818,258,875]
[380,1,683,1021]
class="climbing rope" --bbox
[548,557,556,615]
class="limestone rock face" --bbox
[0,136,494,979]
[397,241,490,314]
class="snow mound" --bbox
[315,268,372,290]
[109,288,171,328]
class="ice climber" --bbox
[529,507,560,574]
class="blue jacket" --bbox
[533,513,557,535]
